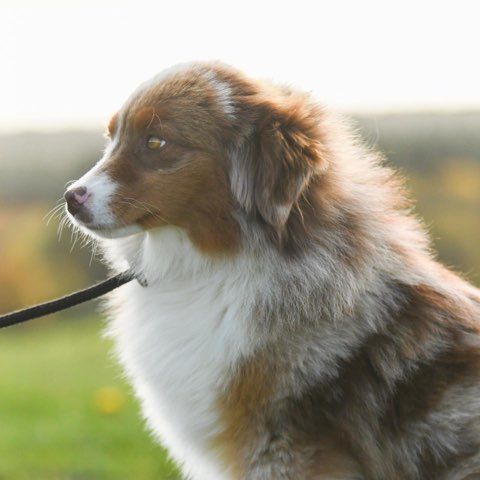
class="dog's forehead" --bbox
[129,66,212,110]
[120,64,237,128]
[116,79,204,132]
[129,106,156,132]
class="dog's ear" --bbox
[229,93,327,234]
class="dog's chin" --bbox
[88,224,144,239]
[69,215,144,240]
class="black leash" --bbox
[0,270,138,330]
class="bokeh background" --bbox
[1,1,479,479]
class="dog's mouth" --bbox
[67,209,143,239]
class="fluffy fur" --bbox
[65,62,480,479]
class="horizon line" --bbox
[1,106,480,135]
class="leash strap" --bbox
[0,270,137,330]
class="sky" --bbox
[1,0,479,132]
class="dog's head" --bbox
[65,63,327,253]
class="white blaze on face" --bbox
[70,168,117,225]
[67,140,143,239]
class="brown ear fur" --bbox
[230,92,327,238]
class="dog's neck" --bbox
[102,226,264,287]
[100,195,439,335]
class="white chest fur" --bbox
[104,229,260,479]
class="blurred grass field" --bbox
[0,318,180,480]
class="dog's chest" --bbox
[108,271,255,478]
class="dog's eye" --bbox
[146,136,166,150]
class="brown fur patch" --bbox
[305,441,364,479]
[107,112,118,136]
[132,106,156,132]
[213,349,277,478]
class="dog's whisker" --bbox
[44,203,66,224]
[47,210,66,227]
[69,224,80,252]
[119,197,168,224]
[57,215,69,241]
[115,198,164,224]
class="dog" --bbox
[64,62,480,479]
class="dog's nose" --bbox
[64,186,89,216]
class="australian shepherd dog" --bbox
[65,62,480,479]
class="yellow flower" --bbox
[93,386,125,415]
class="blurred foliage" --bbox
[355,112,480,285]
[0,205,106,315]
[408,159,480,284]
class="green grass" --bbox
[0,317,181,480]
